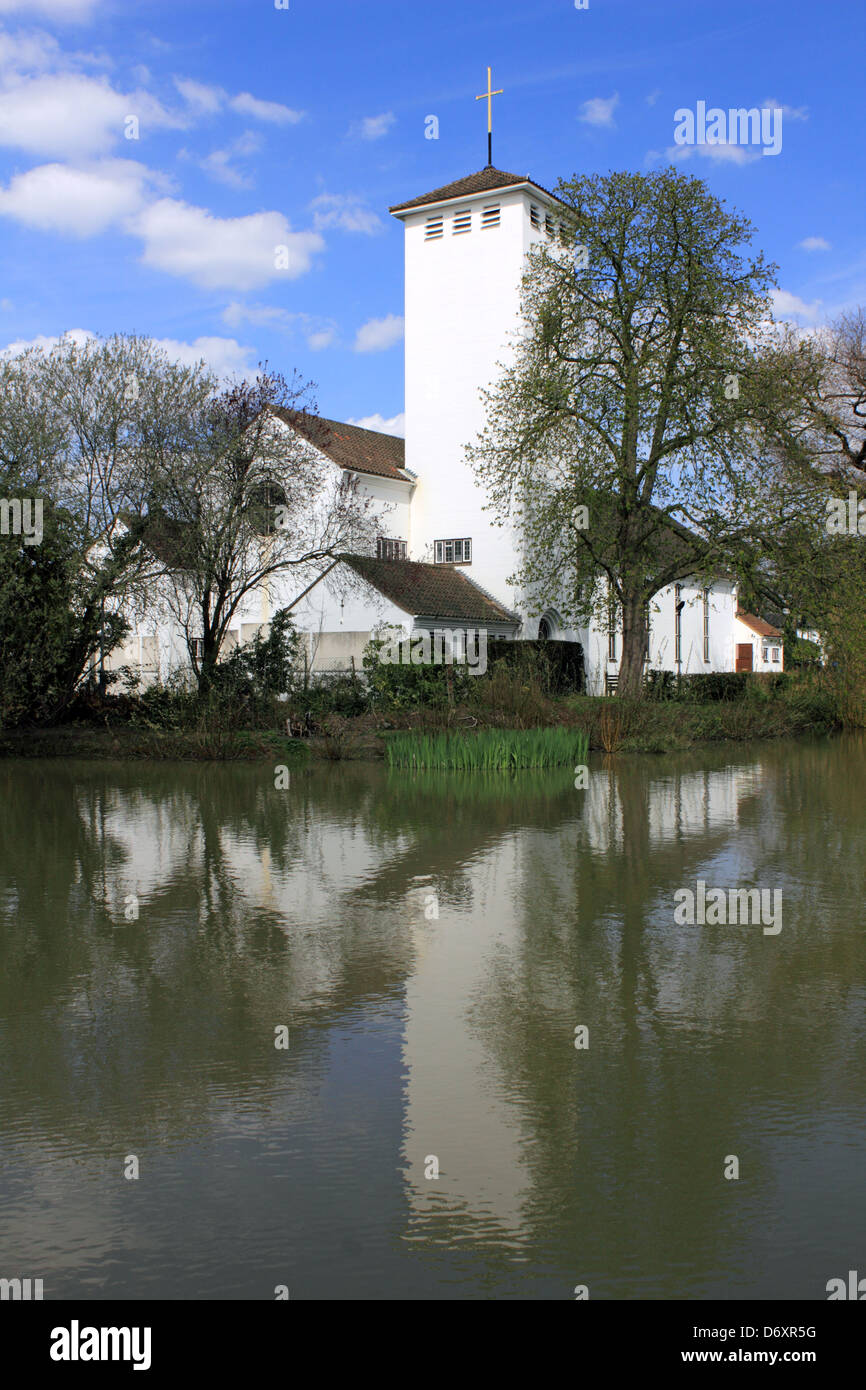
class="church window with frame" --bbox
[434,538,472,565]
[452,209,472,235]
[703,588,711,662]
[481,204,500,229]
[377,537,407,561]
[607,586,618,661]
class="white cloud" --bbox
[148,333,257,378]
[0,73,180,157]
[133,199,324,290]
[1,327,96,356]
[310,192,382,236]
[646,89,661,107]
[665,141,760,165]
[798,236,831,252]
[763,97,809,121]
[0,29,62,70]
[184,131,262,190]
[172,81,304,126]
[0,297,12,310]
[1,327,259,380]
[230,92,303,125]
[772,289,823,323]
[352,112,395,141]
[222,301,337,351]
[0,0,99,19]
[578,93,619,128]
[348,412,405,437]
[353,314,404,353]
[0,159,155,235]
[173,77,224,115]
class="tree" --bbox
[747,307,866,724]
[148,367,379,692]
[467,167,819,697]
[0,333,215,724]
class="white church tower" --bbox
[390,144,567,628]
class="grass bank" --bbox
[0,724,312,764]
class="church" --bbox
[106,157,783,693]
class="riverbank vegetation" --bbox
[0,640,841,762]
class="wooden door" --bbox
[736,643,753,672]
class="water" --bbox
[0,737,863,1300]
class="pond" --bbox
[0,736,863,1299]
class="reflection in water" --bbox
[0,738,863,1299]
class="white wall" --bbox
[582,579,740,694]
[732,616,784,673]
[399,183,558,621]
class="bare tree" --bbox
[149,366,380,690]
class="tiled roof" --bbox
[389,166,568,213]
[272,408,410,482]
[737,611,782,639]
[343,554,519,624]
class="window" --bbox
[425,215,443,241]
[481,204,500,229]
[452,209,471,235]
[703,588,710,663]
[434,537,472,564]
[762,645,770,662]
[675,584,683,664]
[644,599,651,660]
[377,537,407,561]
[772,647,780,663]
[608,587,617,661]
[192,638,205,662]
[530,203,541,229]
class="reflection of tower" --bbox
[401,837,530,1236]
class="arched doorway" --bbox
[537,610,560,640]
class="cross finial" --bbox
[475,66,503,167]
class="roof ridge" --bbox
[389,166,569,214]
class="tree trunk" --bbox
[618,591,646,699]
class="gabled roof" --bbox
[389,166,568,214]
[271,408,411,483]
[737,611,783,639]
[343,554,519,625]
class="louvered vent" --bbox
[530,204,541,229]
[452,209,472,235]
[425,215,444,240]
[481,204,500,229]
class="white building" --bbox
[107,165,782,691]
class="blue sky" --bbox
[0,0,862,435]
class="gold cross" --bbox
[476,66,503,164]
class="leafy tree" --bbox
[468,167,819,697]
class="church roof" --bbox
[271,409,411,483]
[389,166,567,214]
[343,554,520,625]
